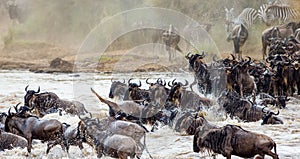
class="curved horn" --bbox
[230,54,236,61]
[157,78,163,84]
[272,110,280,116]
[36,86,40,93]
[243,56,251,66]
[168,81,173,87]
[172,79,177,85]
[8,107,11,116]
[138,80,142,87]
[162,79,166,86]
[199,51,205,58]
[14,103,21,113]
[262,107,268,113]
[185,52,192,59]
[128,78,133,85]
[25,85,29,92]
[146,78,151,84]
[183,79,189,86]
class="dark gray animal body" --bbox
[4,112,67,153]
[193,124,279,159]
[0,130,27,151]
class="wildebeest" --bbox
[87,130,139,159]
[193,124,279,159]
[109,79,127,100]
[124,79,151,102]
[5,0,29,24]
[146,78,169,107]
[62,122,84,151]
[0,129,28,151]
[77,117,152,159]
[92,87,164,127]
[185,52,212,95]
[261,107,283,125]
[261,22,300,59]
[167,79,214,111]
[167,110,208,135]
[225,57,257,102]
[4,108,68,153]
[162,24,182,62]
[24,86,91,117]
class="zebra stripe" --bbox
[259,4,298,25]
[229,8,258,29]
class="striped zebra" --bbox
[258,3,298,26]
[225,8,257,59]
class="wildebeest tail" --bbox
[91,88,119,110]
[143,132,153,159]
[274,142,277,154]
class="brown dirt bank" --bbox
[0,42,190,73]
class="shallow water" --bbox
[0,70,299,159]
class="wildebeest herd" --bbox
[0,55,293,159]
[1,1,300,159]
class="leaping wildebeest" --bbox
[193,124,279,159]
[4,108,68,154]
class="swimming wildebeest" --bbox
[24,85,91,117]
[77,118,152,159]
[4,108,68,153]
[193,124,278,159]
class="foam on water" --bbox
[0,70,299,159]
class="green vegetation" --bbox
[2,28,15,48]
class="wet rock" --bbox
[49,58,74,71]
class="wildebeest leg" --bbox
[118,151,128,159]
[261,148,278,159]
[190,77,197,92]
[297,81,300,95]
[46,141,56,154]
[240,84,243,98]
[27,137,32,153]
[262,38,267,60]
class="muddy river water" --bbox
[0,70,299,159]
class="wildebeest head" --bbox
[24,85,40,106]
[261,107,282,125]
[108,79,126,99]
[127,78,142,91]
[167,79,189,107]
[275,96,290,108]
[147,78,168,105]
